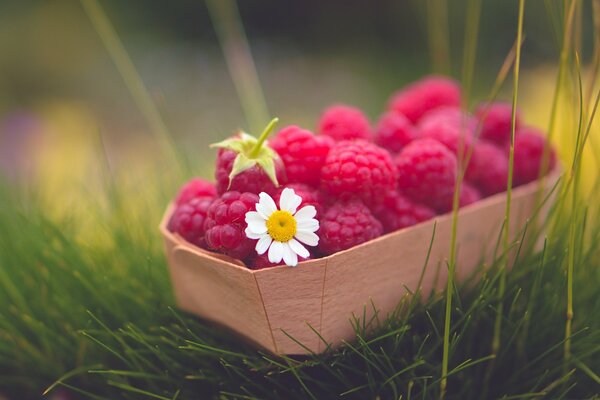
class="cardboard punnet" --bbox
[160,168,560,355]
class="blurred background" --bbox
[0,0,595,210]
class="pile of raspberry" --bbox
[168,75,557,269]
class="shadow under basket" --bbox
[160,169,561,355]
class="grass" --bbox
[1,0,600,399]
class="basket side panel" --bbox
[255,259,327,355]
[170,246,275,352]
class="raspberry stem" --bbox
[250,117,279,158]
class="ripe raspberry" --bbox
[511,127,556,186]
[318,104,371,141]
[420,117,474,158]
[215,148,286,195]
[373,191,435,233]
[372,112,420,154]
[465,140,509,196]
[270,125,333,187]
[321,140,397,208]
[475,101,521,145]
[387,76,461,123]
[318,200,383,255]
[274,183,324,218]
[174,178,216,205]
[204,191,259,260]
[419,106,477,133]
[168,197,214,248]
[459,182,482,207]
[247,253,309,270]
[395,138,457,212]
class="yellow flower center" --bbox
[266,210,297,242]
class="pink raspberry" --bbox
[420,117,474,158]
[215,148,286,195]
[168,197,214,248]
[204,191,259,260]
[373,191,435,233]
[318,104,371,141]
[270,125,334,187]
[395,138,457,212]
[387,76,461,123]
[274,183,324,218]
[419,106,477,133]
[466,140,509,196]
[459,182,482,207]
[372,112,420,154]
[511,127,556,186]
[247,253,309,270]
[174,178,216,205]
[318,200,383,255]
[321,140,397,208]
[475,101,521,145]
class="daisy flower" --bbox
[245,188,319,267]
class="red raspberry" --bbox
[465,140,509,196]
[247,253,310,270]
[174,178,216,205]
[387,76,461,123]
[395,138,457,212]
[270,125,334,187]
[373,191,435,233]
[419,106,477,133]
[420,117,474,158]
[373,112,420,154]
[321,140,397,208]
[318,200,383,255]
[168,197,214,248]
[510,127,556,186]
[215,148,286,195]
[274,183,324,218]
[204,191,259,260]
[475,101,521,145]
[318,104,371,141]
[459,182,482,207]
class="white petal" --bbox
[282,243,298,267]
[289,238,310,259]
[294,205,317,221]
[247,219,267,234]
[268,241,284,263]
[255,235,272,255]
[245,227,264,240]
[280,188,302,214]
[295,230,319,247]
[256,192,277,217]
[297,219,319,232]
[245,211,266,224]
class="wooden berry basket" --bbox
[160,168,560,355]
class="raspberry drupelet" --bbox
[372,112,420,154]
[318,104,371,141]
[168,196,214,248]
[373,191,435,233]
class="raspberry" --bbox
[475,101,521,145]
[204,191,259,260]
[321,140,397,208]
[419,106,477,133]
[274,183,324,218]
[247,253,309,270]
[215,148,286,195]
[168,197,214,248]
[395,138,457,212]
[373,191,435,233]
[420,117,474,158]
[318,104,371,141]
[465,140,509,196]
[511,127,556,186]
[174,178,216,205]
[372,112,420,154]
[459,182,482,207]
[318,200,383,255]
[270,125,334,187]
[387,76,461,123]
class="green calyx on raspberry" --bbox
[211,117,281,188]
